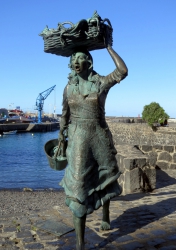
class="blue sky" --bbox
[1,1,176,117]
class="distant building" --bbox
[0,108,8,118]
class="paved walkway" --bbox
[1,170,176,250]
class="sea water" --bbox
[0,131,65,190]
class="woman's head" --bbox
[69,49,93,74]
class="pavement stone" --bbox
[0,170,176,249]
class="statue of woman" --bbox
[59,41,128,249]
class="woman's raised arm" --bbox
[107,44,128,78]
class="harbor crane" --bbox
[35,85,56,123]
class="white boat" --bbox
[3,130,17,135]
[5,115,34,124]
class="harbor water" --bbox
[0,131,65,190]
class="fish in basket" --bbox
[39,11,113,57]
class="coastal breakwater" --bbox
[107,122,176,194]
[108,122,176,146]
[0,122,59,134]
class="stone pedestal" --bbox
[116,145,156,194]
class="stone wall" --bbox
[108,122,176,146]
[115,145,156,194]
[139,145,176,170]
[108,122,176,193]
[108,122,176,172]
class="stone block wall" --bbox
[139,145,176,170]
[115,145,156,194]
[106,122,176,193]
[108,122,176,146]
[107,122,176,193]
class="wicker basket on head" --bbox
[39,11,113,57]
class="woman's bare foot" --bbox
[100,200,110,230]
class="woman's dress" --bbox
[60,68,126,218]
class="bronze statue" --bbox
[58,43,128,249]
[42,11,128,250]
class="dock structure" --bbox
[0,122,59,134]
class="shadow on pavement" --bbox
[95,196,176,249]
[155,169,176,188]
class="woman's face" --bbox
[71,52,88,74]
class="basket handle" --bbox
[53,140,62,160]
[58,21,74,30]
[59,21,80,46]
[102,18,112,29]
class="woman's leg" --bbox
[73,214,86,250]
[100,199,110,230]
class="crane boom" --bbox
[35,85,56,123]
